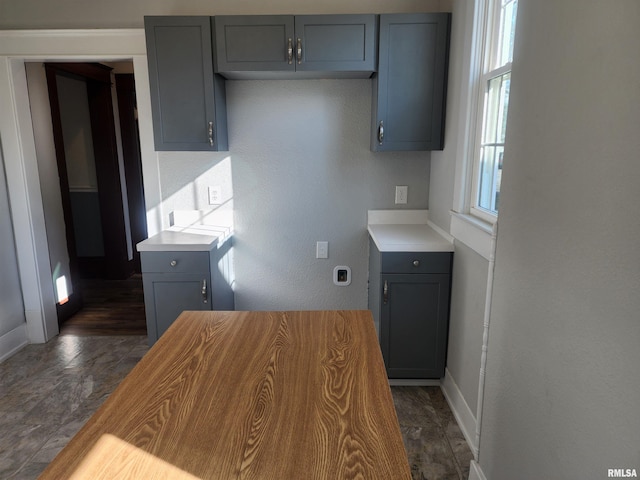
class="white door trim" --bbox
[0,29,159,344]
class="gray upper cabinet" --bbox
[372,13,451,152]
[213,15,295,75]
[144,16,228,151]
[214,14,377,79]
[294,15,377,74]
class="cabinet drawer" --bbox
[141,251,210,274]
[381,252,451,274]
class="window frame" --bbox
[468,0,518,223]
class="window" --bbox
[471,0,518,220]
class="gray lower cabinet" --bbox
[213,14,377,78]
[144,16,228,151]
[372,13,451,152]
[368,238,452,378]
[141,249,233,345]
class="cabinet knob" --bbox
[170,260,177,267]
[413,260,420,267]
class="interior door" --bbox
[0,140,26,337]
[45,63,134,282]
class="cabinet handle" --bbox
[296,37,302,65]
[413,260,420,267]
[208,121,214,147]
[170,260,177,267]
[287,37,293,64]
[383,280,388,304]
[377,121,384,145]
[201,279,208,304]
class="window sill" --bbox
[450,212,497,261]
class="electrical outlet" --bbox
[316,241,329,259]
[208,186,222,205]
[395,185,408,204]
[333,266,351,286]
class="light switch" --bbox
[316,241,329,259]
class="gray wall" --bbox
[428,0,487,450]
[0,145,25,337]
[0,0,451,29]
[446,241,486,412]
[480,0,640,478]
[160,79,431,310]
[428,0,471,231]
[0,0,449,313]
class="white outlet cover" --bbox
[208,186,222,205]
[395,185,408,204]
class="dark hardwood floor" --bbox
[59,274,147,336]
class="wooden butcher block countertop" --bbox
[39,310,411,479]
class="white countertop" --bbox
[136,225,231,252]
[367,210,454,253]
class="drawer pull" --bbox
[208,121,214,147]
[170,260,177,267]
[202,279,208,304]
[413,260,420,267]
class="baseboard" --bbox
[388,378,441,386]
[0,324,28,363]
[469,460,487,480]
[440,368,479,457]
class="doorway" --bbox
[27,61,147,332]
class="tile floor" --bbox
[0,335,473,479]
[392,386,474,479]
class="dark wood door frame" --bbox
[45,63,135,323]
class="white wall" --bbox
[479,0,640,478]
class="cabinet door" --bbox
[294,15,377,73]
[214,15,295,74]
[143,272,211,345]
[145,16,228,151]
[372,13,450,151]
[380,273,450,378]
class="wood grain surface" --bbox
[39,310,411,479]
